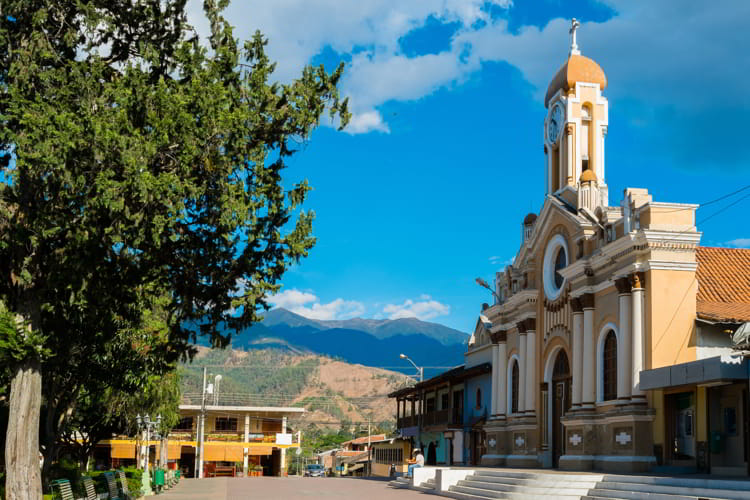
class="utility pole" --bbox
[198,367,207,479]
[367,417,371,476]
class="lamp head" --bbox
[399,354,407,359]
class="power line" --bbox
[659,183,750,213]
[698,191,750,225]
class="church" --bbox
[470,20,750,474]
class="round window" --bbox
[543,234,569,300]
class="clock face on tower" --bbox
[547,102,563,145]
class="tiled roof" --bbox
[342,434,387,446]
[696,247,750,323]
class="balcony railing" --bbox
[166,430,295,444]
[396,416,417,429]
[397,408,463,430]
[423,409,451,427]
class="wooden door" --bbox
[551,350,571,468]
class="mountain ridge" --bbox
[261,307,468,346]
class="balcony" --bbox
[167,430,296,445]
[423,409,451,427]
[396,416,417,429]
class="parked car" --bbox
[305,464,325,477]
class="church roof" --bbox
[696,246,750,323]
[545,54,608,107]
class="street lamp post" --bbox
[136,413,161,496]
[399,353,423,452]
[475,277,502,304]
[399,353,423,382]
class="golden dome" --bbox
[545,54,607,107]
[580,169,597,183]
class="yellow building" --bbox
[474,19,750,475]
[99,404,303,477]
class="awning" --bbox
[348,463,364,472]
[640,354,749,390]
[248,446,273,456]
[110,443,136,459]
[400,426,419,437]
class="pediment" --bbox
[469,317,491,348]
[516,195,593,266]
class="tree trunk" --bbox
[5,359,43,499]
[160,435,168,468]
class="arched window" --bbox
[476,388,482,409]
[511,360,520,414]
[602,330,617,401]
[581,104,592,172]
[554,246,567,289]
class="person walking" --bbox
[406,448,424,478]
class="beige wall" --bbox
[647,269,698,369]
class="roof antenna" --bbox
[569,18,581,56]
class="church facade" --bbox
[471,21,750,474]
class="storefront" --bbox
[641,354,749,475]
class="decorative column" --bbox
[280,416,287,474]
[581,293,596,408]
[570,298,584,409]
[524,319,537,416]
[615,277,632,402]
[631,272,646,403]
[496,332,508,419]
[566,122,575,185]
[491,343,499,417]
[518,324,528,414]
[243,414,250,476]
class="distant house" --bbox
[389,363,491,466]
[95,403,303,478]
[340,433,388,451]
[370,437,412,477]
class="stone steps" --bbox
[388,477,410,489]
[443,470,750,500]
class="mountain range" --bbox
[222,308,469,372]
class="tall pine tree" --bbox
[0,1,349,496]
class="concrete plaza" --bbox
[158,477,428,499]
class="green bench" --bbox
[50,479,74,500]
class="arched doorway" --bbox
[551,349,571,468]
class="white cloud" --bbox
[346,110,390,134]
[186,1,749,136]
[726,238,750,248]
[489,255,514,267]
[382,296,450,320]
[186,0,511,134]
[268,289,365,320]
[456,3,750,110]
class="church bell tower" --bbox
[544,19,609,212]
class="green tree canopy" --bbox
[0,0,349,496]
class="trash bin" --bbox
[154,468,165,488]
[710,431,722,453]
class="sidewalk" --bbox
[158,477,429,499]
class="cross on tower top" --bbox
[569,18,581,56]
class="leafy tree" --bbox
[0,0,348,497]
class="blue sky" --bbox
[187,0,750,333]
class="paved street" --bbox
[159,477,428,499]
